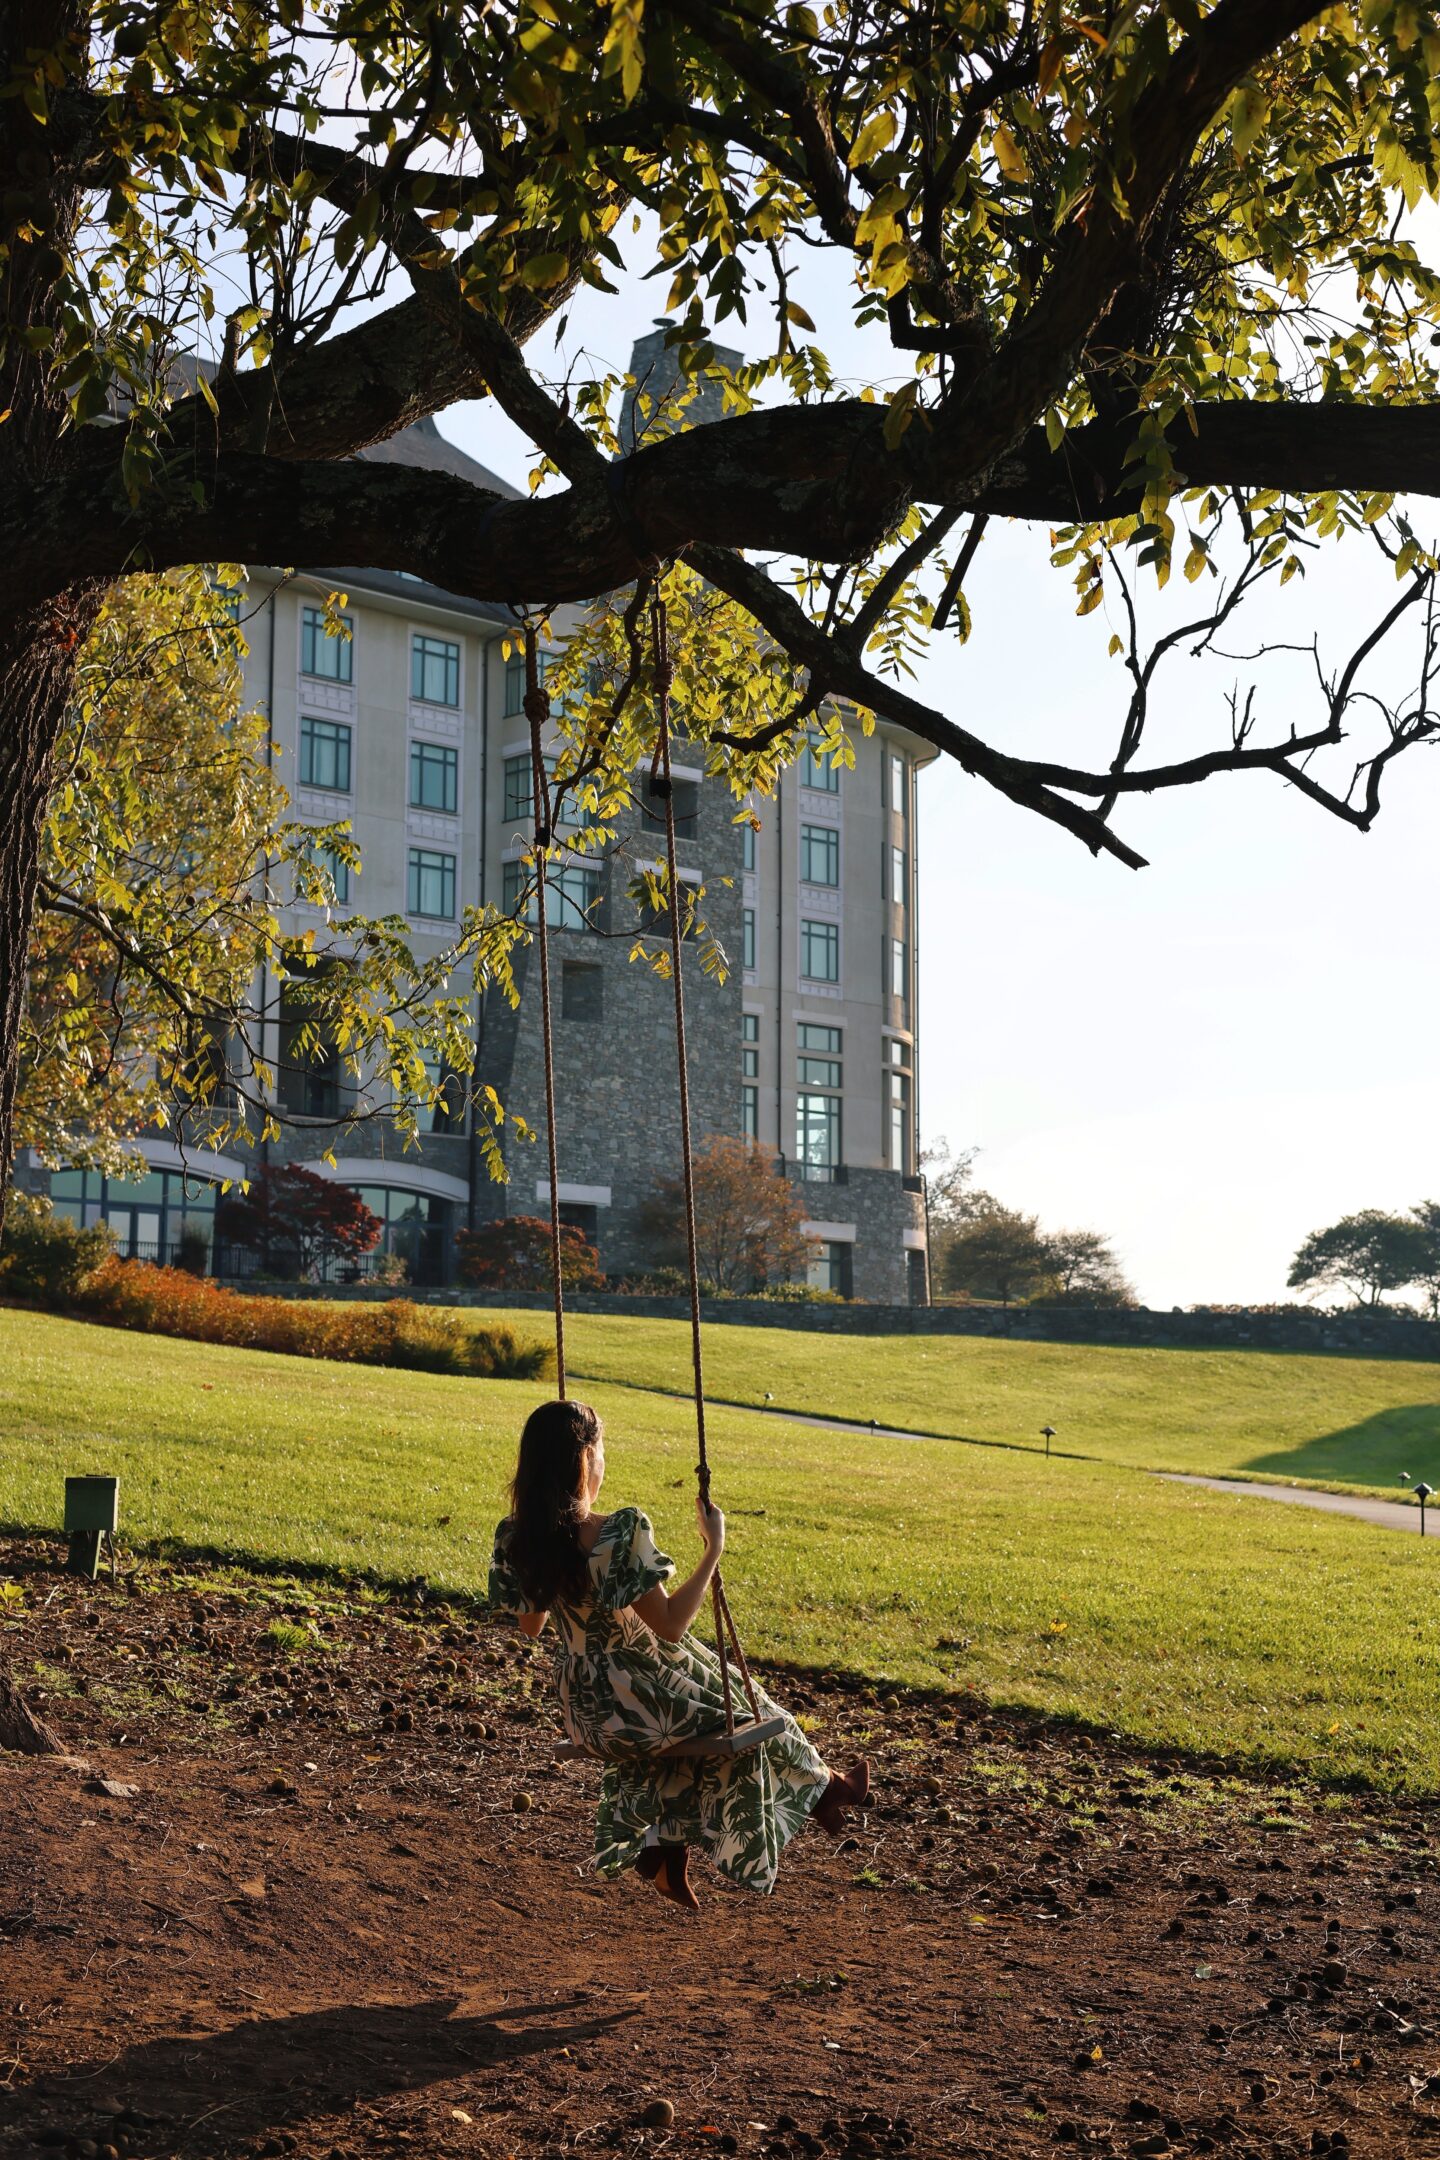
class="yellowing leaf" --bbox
[849,110,897,168]
[992,125,1029,182]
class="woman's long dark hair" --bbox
[505,1399,602,1609]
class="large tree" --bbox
[8,0,1440,1218]
[1287,1209,1428,1308]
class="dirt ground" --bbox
[2,1536,1438,2160]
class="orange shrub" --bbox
[80,1260,550,1379]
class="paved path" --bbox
[1159,1471,1430,1535]
[659,1387,1433,1534]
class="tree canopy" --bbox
[8,1,1440,1195]
[1287,1208,1430,1307]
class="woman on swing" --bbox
[488,1399,871,1910]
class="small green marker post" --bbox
[64,1476,119,1580]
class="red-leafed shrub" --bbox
[79,1259,550,1378]
[456,1214,604,1292]
[215,1163,382,1280]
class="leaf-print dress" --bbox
[487,1504,829,1895]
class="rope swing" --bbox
[529,595,775,1763]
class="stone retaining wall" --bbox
[226,1280,1440,1360]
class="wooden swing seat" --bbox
[552,1715,786,1764]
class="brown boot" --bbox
[637,1842,700,1911]
[812,1759,871,1837]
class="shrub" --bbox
[456,1214,604,1292]
[78,1260,551,1380]
[0,1193,114,1303]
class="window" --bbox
[742,907,756,971]
[742,819,757,873]
[299,715,352,793]
[796,1093,841,1182]
[410,739,458,814]
[503,751,560,825]
[408,847,456,919]
[278,986,345,1119]
[805,738,841,793]
[50,1167,221,1269]
[742,1011,759,1079]
[797,1021,841,1089]
[353,1186,451,1287]
[800,823,840,887]
[742,1011,760,1138]
[304,836,350,905]
[801,918,840,983]
[742,1085,759,1139]
[502,858,601,930]
[888,750,907,813]
[890,844,906,905]
[641,773,699,834]
[301,605,353,682]
[891,935,908,1000]
[418,1053,464,1135]
[562,961,603,1021]
[888,1067,911,1173]
[808,1239,852,1297]
[796,1024,841,1183]
[411,634,460,708]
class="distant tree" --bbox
[1408,1202,1440,1319]
[216,1165,381,1281]
[942,1194,1049,1306]
[643,1137,815,1294]
[1286,1211,1428,1309]
[456,1215,604,1294]
[1035,1228,1138,1309]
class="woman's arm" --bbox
[631,1498,725,1644]
[515,1609,549,1639]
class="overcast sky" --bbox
[427,232,1440,1311]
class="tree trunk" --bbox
[0,1669,61,1755]
[0,591,95,1233]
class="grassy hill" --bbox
[5,1306,1440,1793]
[471,1305,1440,1493]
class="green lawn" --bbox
[6,1307,1440,1794]
[473,1306,1440,1494]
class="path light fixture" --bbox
[1400,1472,1412,1484]
[1415,1480,1434,1537]
[1041,1424,1056,1459]
[65,1475,119,1579]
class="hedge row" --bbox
[78,1260,553,1379]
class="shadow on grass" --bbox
[6,1996,639,2158]
[1241,1403,1440,1490]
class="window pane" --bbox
[741,1084,758,1139]
[800,919,839,982]
[503,753,532,822]
[798,1054,840,1088]
[301,606,353,682]
[800,824,839,887]
[798,1023,842,1053]
[805,740,841,792]
[305,836,350,904]
[505,653,527,715]
[891,845,906,904]
[742,1012,759,1043]
[300,716,352,792]
[891,937,907,996]
[742,820,757,872]
[410,740,458,813]
[889,752,906,812]
[742,1045,759,1079]
[548,864,600,931]
[408,847,456,917]
[411,635,460,708]
[742,907,756,970]
[796,1093,840,1179]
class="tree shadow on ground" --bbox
[9,1997,641,2157]
[1241,1403,1440,1489]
